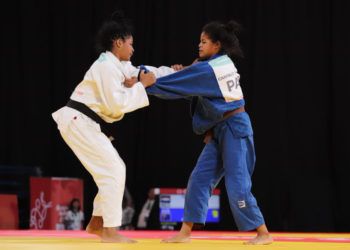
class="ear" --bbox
[114,38,124,48]
[214,41,221,52]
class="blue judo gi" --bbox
[146,54,265,231]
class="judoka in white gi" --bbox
[52,13,173,243]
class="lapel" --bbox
[105,51,131,79]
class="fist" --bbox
[124,77,138,88]
[140,70,156,87]
[171,64,184,71]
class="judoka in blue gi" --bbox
[146,20,273,245]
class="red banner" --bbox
[29,177,83,229]
[0,194,19,229]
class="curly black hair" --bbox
[95,10,134,53]
[202,20,244,59]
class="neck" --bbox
[109,49,121,61]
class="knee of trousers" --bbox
[188,169,212,187]
[187,177,207,195]
[96,174,125,188]
[96,159,126,179]
[93,166,126,193]
[95,179,125,207]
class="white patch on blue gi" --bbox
[208,55,243,102]
[238,200,246,208]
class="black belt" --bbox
[66,99,114,139]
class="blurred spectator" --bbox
[120,187,135,229]
[137,188,159,229]
[64,198,84,230]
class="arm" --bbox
[123,61,175,79]
[92,63,151,114]
[146,61,222,100]
[147,55,244,103]
[143,65,175,78]
[123,62,174,88]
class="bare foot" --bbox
[161,233,191,243]
[101,234,137,243]
[86,216,103,237]
[244,234,273,245]
[86,225,102,237]
[101,228,137,243]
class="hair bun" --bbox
[111,10,125,23]
[225,20,242,33]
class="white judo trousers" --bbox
[52,51,175,228]
[54,106,126,227]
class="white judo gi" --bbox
[52,51,174,227]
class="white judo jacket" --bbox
[54,51,174,123]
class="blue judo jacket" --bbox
[147,54,246,135]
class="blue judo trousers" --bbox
[184,112,264,230]
[146,54,265,230]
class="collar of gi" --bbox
[105,51,129,78]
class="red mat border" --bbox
[0,230,349,243]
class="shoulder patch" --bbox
[97,53,107,62]
[208,55,243,102]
